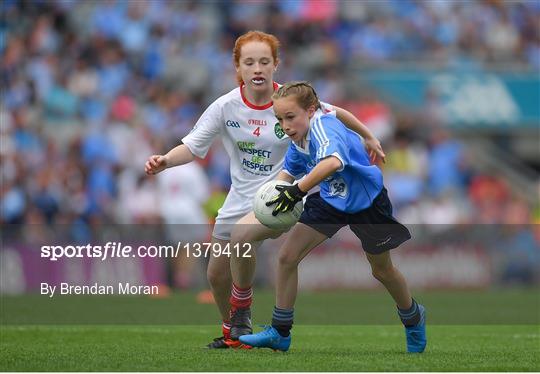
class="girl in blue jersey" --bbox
[239,81,427,353]
[146,31,387,349]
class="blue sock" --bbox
[397,298,421,327]
[271,306,294,337]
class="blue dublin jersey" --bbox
[283,111,383,213]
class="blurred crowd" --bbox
[1,0,539,233]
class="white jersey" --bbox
[182,83,333,224]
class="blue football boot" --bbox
[405,304,427,353]
[239,326,291,352]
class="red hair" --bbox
[233,30,280,85]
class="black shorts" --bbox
[298,188,411,254]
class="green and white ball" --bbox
[253,180,303,231]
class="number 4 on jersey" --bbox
[252,127,261,137]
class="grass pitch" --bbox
[1,325,538,371]
[1,290,539,371]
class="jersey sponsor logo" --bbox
[236,141,272,158]
[226,120,241,128]
[237,141,275,174]
[242,158,274,172]
[274,123,285,139]
[248,119,267,126]
[237,141,255,149]
[328,177,348,198]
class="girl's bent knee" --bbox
[278,250,300,268]
[371,265,397,283]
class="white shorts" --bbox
[212,188,253,241]
[211,184,315,241]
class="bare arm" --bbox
[334,106,386,163]
[276,171,295,183]
[144,143,195,175]
[163,143,195,167]
[297,156,342,193]
[266,158,340,215]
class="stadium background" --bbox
[2,0,538,292]
[1,0,539,371]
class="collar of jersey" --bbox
[293,109,325,154]
[240,82,279,110]
[306,109,327,143]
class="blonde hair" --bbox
[272,81,321,110]
[233,30,280,85]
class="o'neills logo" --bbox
[248,119,267,126]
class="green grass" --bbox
[1,290,539,371]
[1,289,538,324]
[1,325,539,371]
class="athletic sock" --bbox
[229,284,253,310]
[271,306,294,337]
[222,321,231,339]
[397,298,421,327]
